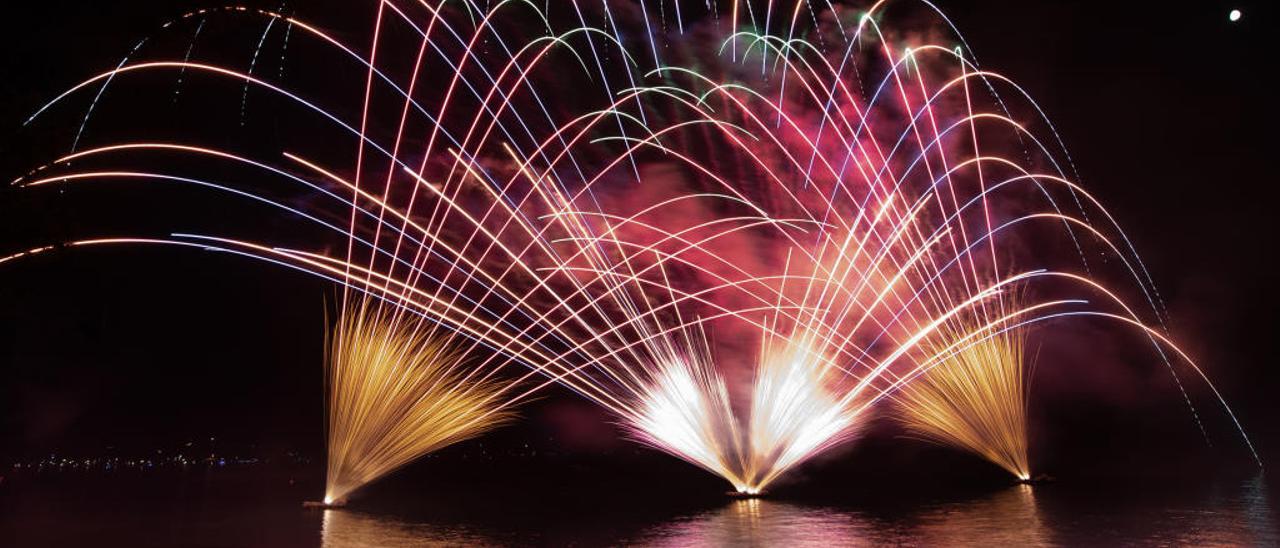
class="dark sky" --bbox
[0,0,1276,481]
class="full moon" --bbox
[1229,9,1242,22]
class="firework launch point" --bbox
[1018,473,1056,485]
[727,489,766,499]
[303,499,347,510]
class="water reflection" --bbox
[634,485,1048,546]
[321,508,499,547]
[1240,475,1278,543]
[634,497,887,546]
[911,484,1049,545]
[312,477,1277,546]
[1149,475,1276,546]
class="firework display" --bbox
[3,0,1261,499]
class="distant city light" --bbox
[1229,9,1242,22]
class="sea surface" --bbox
[2,467,1276,547]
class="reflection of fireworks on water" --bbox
[3,0,1262,494]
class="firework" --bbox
[897,294,1031,480]
[629,346,747,491]
[324,301,514,504]
[745,333,861,493]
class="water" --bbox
[620,480,1277,546]
[1,471,1276,546]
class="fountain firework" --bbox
[323,301,515,504]
[896,292,1030,480]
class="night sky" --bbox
[1,0,1276,487]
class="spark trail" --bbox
[897,293,1031,480]
[325,301,515,503]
